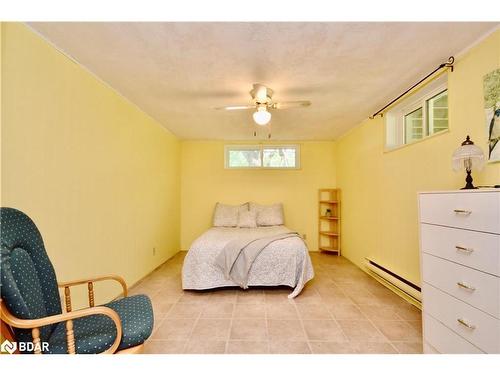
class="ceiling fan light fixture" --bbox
[253,107,271,126]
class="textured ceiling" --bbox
[29,22,498,140]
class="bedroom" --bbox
[1,0,500,370]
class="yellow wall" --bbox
[1,23,181,307]
[180,141,336,251]
[335,30,500,285]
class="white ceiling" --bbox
[29,22,498,140]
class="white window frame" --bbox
[385,75,448,150]
[224,144,301,169]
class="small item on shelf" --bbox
[325,208,332,217]
[452,135,485,190]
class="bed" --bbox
[182,225,314,298]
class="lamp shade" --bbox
[253,107,271,126]
[451,135,485,172]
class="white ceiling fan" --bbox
[214,83,311,126]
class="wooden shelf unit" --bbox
[318,189,341,255]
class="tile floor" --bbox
[129,251,422,354]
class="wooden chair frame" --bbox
[0,274,144,354]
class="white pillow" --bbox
[213,202,248,227]
[238,210,257,228]
[250,202,284,226]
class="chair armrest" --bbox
[58,274,128,297]
[0,300,122,354]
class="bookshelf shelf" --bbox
[318,189,341,255]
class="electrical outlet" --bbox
[152,247,156,256]
[302,234,307,240]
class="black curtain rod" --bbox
[370,56,455,119]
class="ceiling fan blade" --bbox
[271,100,311,109]
[214,105,255,111]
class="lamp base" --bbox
[461,169,477,190]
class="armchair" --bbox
[0,207,154,354]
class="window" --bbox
[404,107,424,143]
[385,76,448,150]
[426,90,448,135]
[225,145,300,169]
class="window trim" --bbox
[384,76,448,151]
[224,144,301,170]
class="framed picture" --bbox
[484,68,500,162]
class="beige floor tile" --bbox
[152,319,197,340]
[167,303,203,319]
[266,303,299,320]
[337,320,387,342]
[394,303,422,321]
[230,319,268,340]
[309,341,353,354]
[269,341,311,354]
[144,340,187,354]
[184,340,226,354]
[237,290,266,304]
[226,340,269,354]
[200,303,234,319]
[152,291,183,304]
[407,320,423,335]
[327,304,365,320]
[392,341,423,354]
[264,289,295,304]
[233,304,266,319]
[177,291,212,304]
[357,305,403,321]
[268,320,307,341]
[209,290,238,304]
[151,301,174,314]
[320,293,354,305]
[372,320,422,342]
[302,320,346,341]
[296,303,332,319]
[293,288,323,305]
[350,342,398,354]
[191,319,231,340]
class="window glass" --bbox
[262,147,297,168]
[427,90,448,135]
[404,107,424,144]
[227,148,261,168]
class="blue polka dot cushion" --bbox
[1,208,154,354]
[0,208,62,344]
[46,295,154,354]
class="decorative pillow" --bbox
[213,203,248,227]
[238,210,257,228]
[250,203,284,226]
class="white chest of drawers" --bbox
[418,190,500,354]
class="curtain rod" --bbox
[370,56,455,119]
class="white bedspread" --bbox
[182,226,314,298]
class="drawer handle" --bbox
[453,209,472,215]
[457,281,476,291]
[455,245,474,253]
[457,318,476,330]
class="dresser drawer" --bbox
[422,253,500,317]
[423,283,500,353]
[423,313,484,354]
[421,223,500,276]
[419,192,500,234]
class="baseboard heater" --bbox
[365,258,421,302]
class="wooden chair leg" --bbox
[66,320,76,354]
[32,327,41,354]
